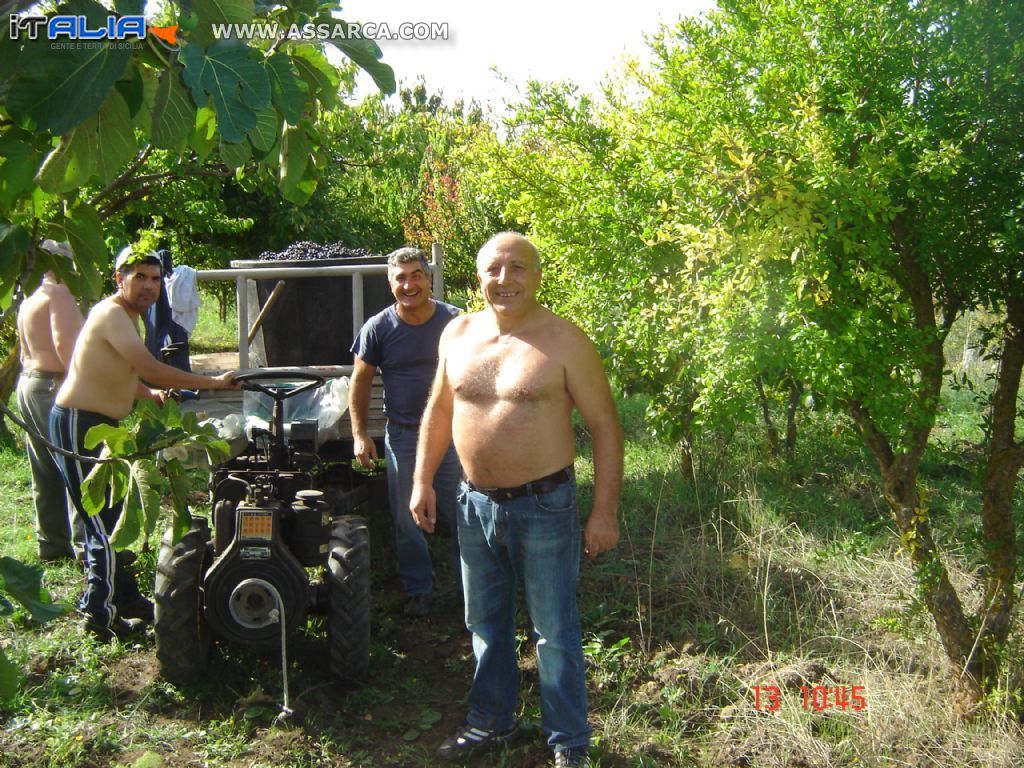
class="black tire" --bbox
[327,515,370,683]
[154,520,213,686]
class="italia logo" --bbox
[8,14,180,46]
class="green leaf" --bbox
[266,53,307,125]
[0,556,71,623]
[329,34,396,95]
[84,422,130,453]
[189,106,219,163]
[151,65,196,150]
[48,203,106,300]
[0,648,24,703]
[166,459,194,543]
[108,461,130,506]
[115,62,145,118]
[114,459,162,549]
[0,129,47,215]
[92,90,138,185]
[220,139,252,169]
[135,418,169,451]
[35,125,94,194]
[0,225,29,311]
[111,468,142,549]
[203,438,231,464]
[5,0,132,135]
[248,106,280,152]
[279,123,316,205]
[81,461,112,517]
[180,40,271,143]
[194,0,255,25]
[289,44,339,108]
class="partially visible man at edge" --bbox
[16,240,85,563]
[410,232,624,768]
[51,247,238,641]
[349,246,463,617]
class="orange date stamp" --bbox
[752,684,866,712]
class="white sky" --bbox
[345,0,715,108]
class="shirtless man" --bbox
[16,241,85,562]
[51,247,238,641]
[411,232,623,768]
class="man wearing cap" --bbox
[16,240,85,563]
[51,247,239,641]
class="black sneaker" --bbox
[403,594,432,617]
[83,616,146,642]
[554,747,589,767]
[117,597,155,623]
[437,722,517,762]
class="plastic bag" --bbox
[243,376,350,443]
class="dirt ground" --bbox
[1,541,583,768]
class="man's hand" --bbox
[583,512,619,561]
[212,370,241,389]
[410,482,437,533]
[353,434,379,469]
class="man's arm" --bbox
[564,325,624,560]
[48,284,84,369]
[349,355,379,468]
[102,305,237,390]
[410,324,458,533]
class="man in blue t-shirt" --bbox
[349,247,462,617]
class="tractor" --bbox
[153,369,375,687]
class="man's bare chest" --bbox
[449,341,561,404]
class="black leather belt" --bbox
[21,369,63,380]
[463,467,572,502]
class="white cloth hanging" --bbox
[165,265,200,333]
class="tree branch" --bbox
[89,146,153,206]
[97,166,233,219]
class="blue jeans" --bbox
[385,422,461,596]
[458,473,591,752]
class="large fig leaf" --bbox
[0,557,71,623]
[5,0,132,135]
[151,65,196,150]
[180,41,270,143]
[329,33,395,95]
[266,53,306,125]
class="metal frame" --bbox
[194,243,445,371]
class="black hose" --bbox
[0,399,114,465]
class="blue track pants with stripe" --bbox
[50,405,143,629]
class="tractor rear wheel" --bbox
[326,515,370,683]
[154,519,212,686]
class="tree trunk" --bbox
[784,379,801,460]
[977,290,1024,658]
[0,322,21,429]
[754,376,780,455]
[851,403,986,699]
[849,216,990,698]
[679,435,696,485]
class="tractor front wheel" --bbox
[154,519,213,686]
[326,515,370,683]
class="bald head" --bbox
[476,232,541,273]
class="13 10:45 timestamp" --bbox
[752,685,866,712]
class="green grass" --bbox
[2,388,1024,767]
[189,290,238,354]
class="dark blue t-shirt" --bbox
[350,301,460,426]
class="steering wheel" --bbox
[234,370,325,402]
